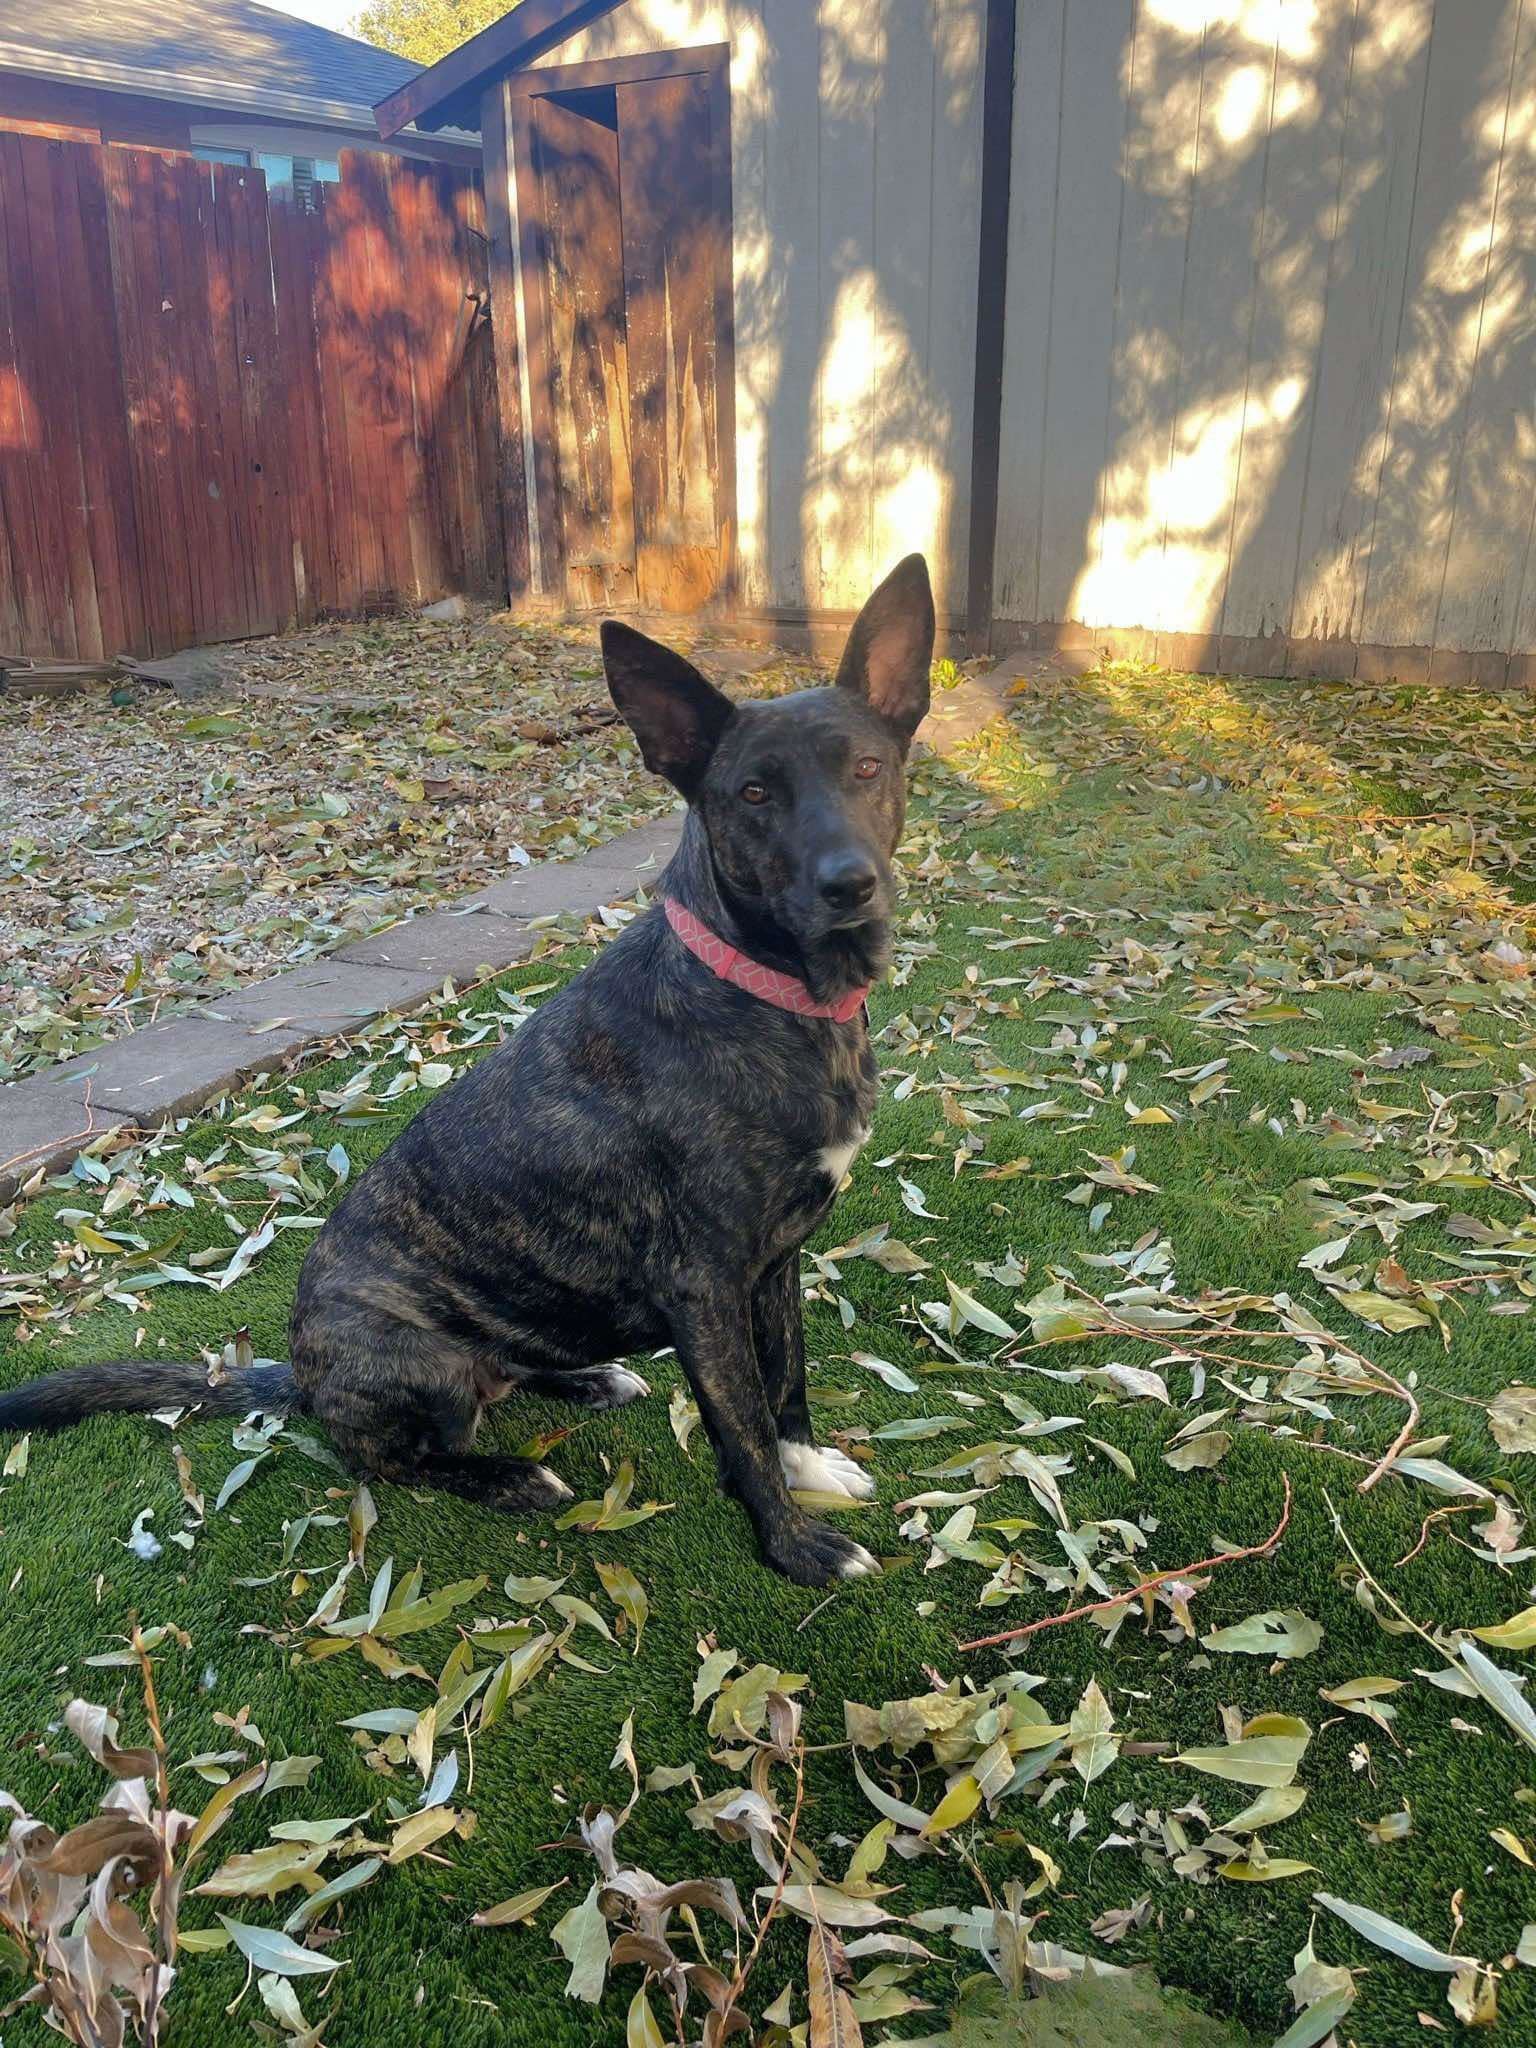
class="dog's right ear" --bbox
[601,622,736,800]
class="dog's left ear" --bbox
[835,553,935,748]
[601,622,737,800]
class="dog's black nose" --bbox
[816,852,879,912]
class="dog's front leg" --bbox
[752,1258,875,1503]
[668,1276,878,1586]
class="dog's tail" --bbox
[0,1359,301,1433]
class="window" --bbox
[257,153,342,212]
[193,145,251,167]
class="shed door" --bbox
[616,73,724,612]
[524,63,731,613]
[531,89,635,610]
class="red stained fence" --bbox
[0,136,512,662]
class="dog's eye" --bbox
[854,756,882,781]
[740,780,769,805]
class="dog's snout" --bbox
[815,851,879,913]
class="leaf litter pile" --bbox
[0,609,724,1084]
[2,660,1536,2046]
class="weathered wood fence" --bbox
[0,136,510,664]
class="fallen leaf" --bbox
[472,1880,567,1928]
[1313,1893,1468,1973]
[1201,1610,1322,1661]
[807,1911,863,2048]
[551,1881,610,2003]
[1489,1385,1536,1454]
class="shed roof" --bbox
[0,0,468,137]
[372,0,622,138]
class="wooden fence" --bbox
[0,136,510,664]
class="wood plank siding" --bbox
[0,137,510,661]
[991,0,1536,682]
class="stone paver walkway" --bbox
[0,649,1074,1202]
[0,819,682,1201]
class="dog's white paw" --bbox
[566,1364,650,1409]
[837,1539,881,1578]
[780,1439,876,1500]
[597,1364,651,1406]
[537,1465,575,1502]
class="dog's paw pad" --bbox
[779,1439,875,1500]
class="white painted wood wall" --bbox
[993,0,1536,679]
[527,0,986,626]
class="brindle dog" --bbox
[0,556,935,1584]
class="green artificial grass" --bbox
[3,665,1535,2046]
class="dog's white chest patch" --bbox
[818,1124,870,1188]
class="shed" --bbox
[379,1,1536,686]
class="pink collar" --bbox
[663,898,869,1023]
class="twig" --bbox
[959,1472,1292,1654]
[1395,1501,1480,1567]
[1039,1279,1421,1495]
[720,1735,808,2020]
[133,1628,176,2046]
[1354,1361,1421,1494]
[796,1589,840,1633]
[1323,1489,1441,1655]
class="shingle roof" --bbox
[0,0,422,113]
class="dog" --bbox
[0,556,935,1586]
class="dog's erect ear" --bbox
[835,553,935,746]
[601,622,736,799]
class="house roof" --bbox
[0,0,471,139]
[373,0,620,138]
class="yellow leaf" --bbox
[921,1773,981,1837]
[1473,1606,1536,1651]
[1321,1677,1405,1703]
[1165,1728,1310,1789]
[73,1223,121,1256]
[177,1925,233,1954]
[1491,1827,1535,1868]
[1007,1719,1070,1751]
[1330,1288,1432,1333]
[1223,1785,1308,1834]
[1022,1842,1062,1897]
[1164,1430,1232,1472]
[1219,1857,1318,1881]
[1128,1105,1174,1125]
[627,1986,667,2048]
[472,1879,566,1928]
[387,1806,458,1863]
[407,1704,436,1782]
[186,1763,267,1857]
